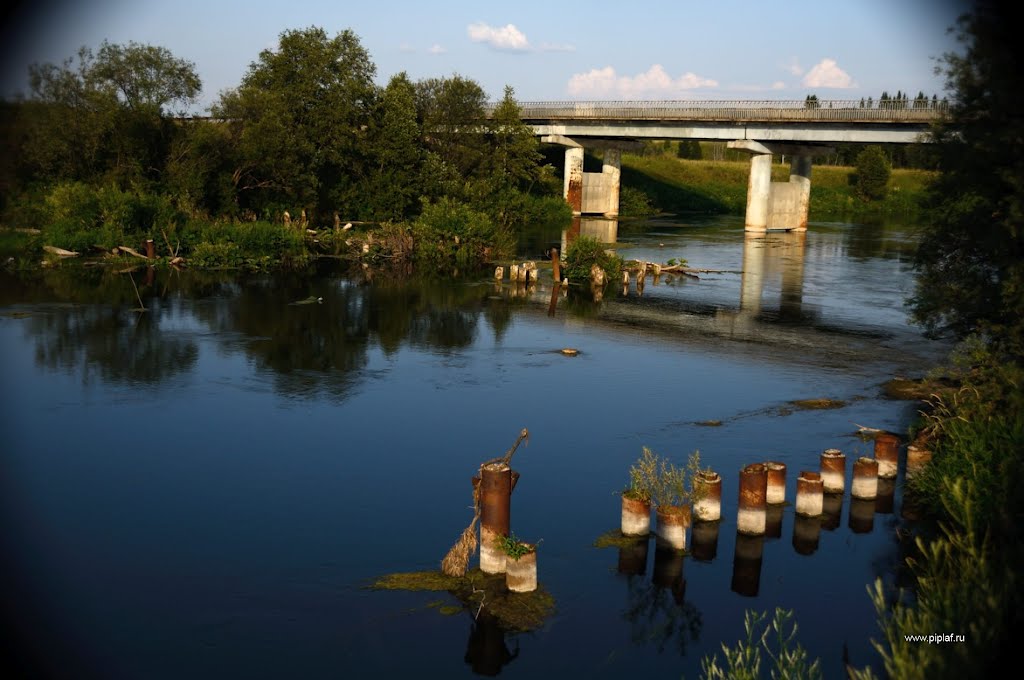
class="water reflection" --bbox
[464,612,519,676]
[731,534,765,597]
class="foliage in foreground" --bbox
[564,235,623,284]
[700,608,823,680]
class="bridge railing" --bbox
[488,100,948,123]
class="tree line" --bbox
[0,27,568,267]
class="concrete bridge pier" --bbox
[728,141,832,232]
[543,135,641,219]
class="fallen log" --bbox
[43,245,79,257]
[116,246,149,259]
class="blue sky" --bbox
[1,0,970,112]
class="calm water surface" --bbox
[1,216,948,679]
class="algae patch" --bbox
[790,398,847,410]
[695,420,722,427]
[593,530,652,549]
[369,568,554,632]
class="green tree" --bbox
[911,2,1024,355]
[803,94,820,109]
[415,74,489,193]
[364,72,422,220]
[214,27,376,221]
[485,85,541,192]
[853,146,890,200]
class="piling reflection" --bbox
[792,515,822,555]
[849,498,876,534]
[765,504,784,539]
[822,493,844,531]
[876,478,896,515]
[691,521,720,563]
[464,612,519,676]
[622,568,702,655]
[731,533,765,597]
[617,537,650,576]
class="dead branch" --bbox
[116,246,149,260]
[43,245,79,257]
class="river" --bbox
[0,214,948,679]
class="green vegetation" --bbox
[0,29,569,272]
[624,447,706,509]
[619,154,931,218]
[370,568,554,632]
[498,533,536,561]
[624,446,658,503]
[700,608,823,680]
[853,146,892,201]
[564,235,623,284]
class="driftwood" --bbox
[43,245,79,257]
[116,246,149,259]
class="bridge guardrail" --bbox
[487,100,947,123]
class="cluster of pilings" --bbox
[474,462,539,593]
[615,431,932,598]
[496,261,540,286]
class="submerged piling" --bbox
[737,463,768,536]
[765,461,787,505]
[479,463,513,574]
[851,457,879,500]
[820,449,846,495]
[795,470,824,517]
[874,432,900,479]
[694,470,722,522]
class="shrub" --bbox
[412,197,511,269]
[564,235,622,283]
[619,186,657,217]
[853,146,891,200]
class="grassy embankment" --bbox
[619,154,933,219]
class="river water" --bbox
[0,215,948,679]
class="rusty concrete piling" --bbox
[691,519,719,562]
[731,534,765,597]
[737,463,768,536]
[479,463,513,574]
[849,498,875,534]
[694,470,722,522]
[765,461,787,505]
[655,505,690,551]
[820,449,846,495]
[620,494,651,537]
[795,470,824,517]
[792,515,821,555]
[874,432,900,479]
[851,457,879,500]
[494,266,504,281]
[505,548,537,593]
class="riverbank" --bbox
[620,155,933,219]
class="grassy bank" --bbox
[620,155,934,219]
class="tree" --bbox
[364,72,422,220]
[415,74,489,185]
[853,146,890,200]
[910,1,1024,355]
[89,40,201,114]
[214,27,377,221]
[485,85,541,192]
[804,94,820,109]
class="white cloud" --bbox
[399,44,415,53]
[567,65,718,98]
[802,59,855,88]
[771,81,786,90]
[467,22,530,51]
[427,44,447,55]
[783,57,803,76]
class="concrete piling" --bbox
[620,494,651,537]
[478,463,513,574]
[851,457,879,500]
[694,470,722,522]
[737,463,768,536]
[820,448,846,495]
[505,549,537,592]
[874,432,899,479]
[765,461,787,505]
[795,470,824,517]
[655,505,690,551]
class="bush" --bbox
[412,197,511,269]
[619,186,656,217]
[853,146,891,200]
[564,235,622,283]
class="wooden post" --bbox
[551,248,560,282]
[145,239,155,259]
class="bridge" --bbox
[506,100,946,231]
